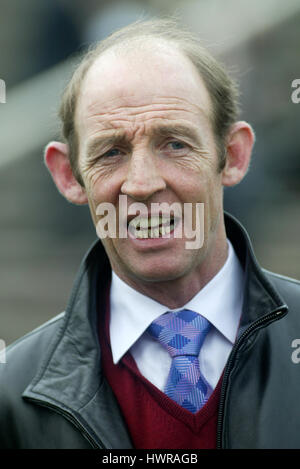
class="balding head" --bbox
[58,18,240,184]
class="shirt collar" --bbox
[110,239,244,364]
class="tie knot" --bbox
[147,309,211,358]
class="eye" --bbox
[103,148,122,158]
[164,140,189,154]
[169,140,186,150]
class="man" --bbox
[1,19,300,449]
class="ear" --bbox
[221,121,255,187]
[44,141,88,205]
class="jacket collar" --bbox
[22,212,287,446]
[224,212,287,334]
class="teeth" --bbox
[130,218,143,229]
[150,216,172,228]
[149,228,159,238]
[149,216,160,228]
[129,215,173,230]
[135,230,148,239]
[140,218,150,229]
[129,216,175,239]
[159,226,167,236]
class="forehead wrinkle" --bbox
[81,105,211,149]
[76,45,215,144]
[81,93,212,129]
[79,96,214,159]
[90,101,210,121]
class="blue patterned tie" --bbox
[147,309,212,413]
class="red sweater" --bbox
[98,290,222,449]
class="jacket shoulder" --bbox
[0,314,65,443]
[0,313,64,390]
[0,312,95,449]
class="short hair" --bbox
[59,18,240,185]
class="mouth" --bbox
[127,214,176,239]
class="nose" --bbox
[121,150,166,201]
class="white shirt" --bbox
[109,239,244,391]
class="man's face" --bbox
[75,45,225,290]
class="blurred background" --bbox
[1,0,299,345]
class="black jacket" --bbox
[1,213,300,449]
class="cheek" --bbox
[83,166,123,206]
[204,175,223,216]
[178,172,222,234]
[171,168,221,204]
[83,169,125,231]
[85,193,98,226]
[82,164,110,192]
[163,147,219,192]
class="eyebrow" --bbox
[86,131,127,161]
[85,123,203,160]
[149,123,202,143]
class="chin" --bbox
[127,262,190,284]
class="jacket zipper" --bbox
[25,397,106,449]
[216,306,287,449]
